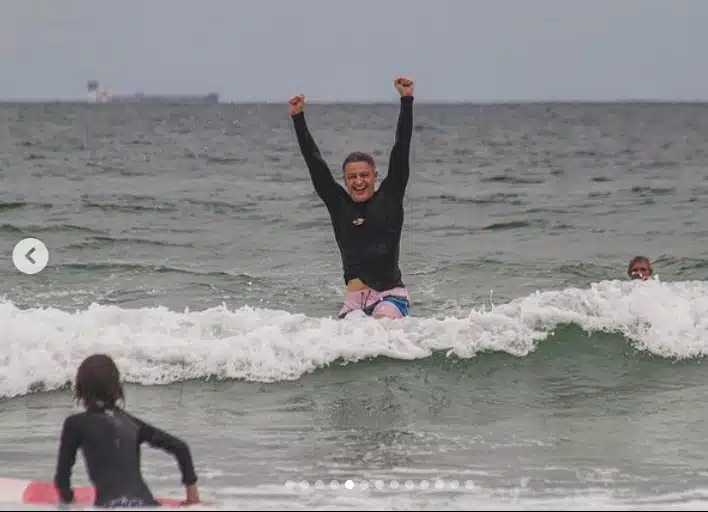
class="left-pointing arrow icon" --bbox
[12,238,49,275]
[25,247,37,264]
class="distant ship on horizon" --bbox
[87,80,219,104]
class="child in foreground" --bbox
[53,353,200,508]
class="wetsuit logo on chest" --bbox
[352,217,365,226]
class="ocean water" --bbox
[1,100,708,510]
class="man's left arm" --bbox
[383,78,414,198]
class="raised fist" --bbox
[394,77,414,97]
[288,94,305,116]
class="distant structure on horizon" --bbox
[86,80,219,104]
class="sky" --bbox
[2,0,707,103]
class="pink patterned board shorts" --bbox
[337,286,410,320]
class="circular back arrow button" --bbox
[12,238,49,275]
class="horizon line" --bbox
[3,97,708,106]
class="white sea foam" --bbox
[1,278,707,398]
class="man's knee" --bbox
[372,301,405,320]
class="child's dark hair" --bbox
[73,353,125,409]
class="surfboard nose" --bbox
[0,476,182,507]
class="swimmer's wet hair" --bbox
[627,255,653,277]
[73,353,125,409]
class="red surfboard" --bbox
[0,477,183,506]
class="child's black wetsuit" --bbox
[54,405,197,508]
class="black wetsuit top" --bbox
[54,405,197,508]
[292,96,414,292]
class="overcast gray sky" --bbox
[2,0,706,102]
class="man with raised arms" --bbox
[288,77,415,320]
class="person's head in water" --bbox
[342,152,377,202]
[73,353,124,410]
[627,255,653,281]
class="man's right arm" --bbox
[291,112,342,206]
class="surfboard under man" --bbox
[288,76,415,320]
